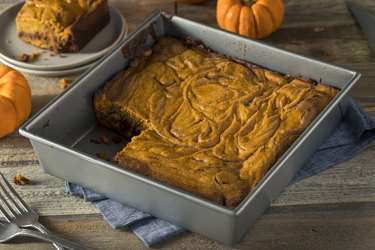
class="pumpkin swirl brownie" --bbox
[93,37,338,209]
[16,0,110,53]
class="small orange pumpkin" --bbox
[216,0,285,39]
[0,65,32,138]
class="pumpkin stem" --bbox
[242,0,256,6]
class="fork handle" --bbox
[31,221,66,250]
[19,227,95,250]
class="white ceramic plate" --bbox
[0,55,95,77]
[0,2,127,71]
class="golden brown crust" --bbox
[94,37,338,208]
[16,0,110,52]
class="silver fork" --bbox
[0,172,65,250]
[0,219,94,249]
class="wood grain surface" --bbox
[0,0,374,249]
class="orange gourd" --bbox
[216,0,285,39]
[0,65,32,138]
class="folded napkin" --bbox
[66,98,375,247]
[66,182,185,247]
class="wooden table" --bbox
[1,0,374,249]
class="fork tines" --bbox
[0,173,30,220]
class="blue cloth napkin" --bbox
[291,99,375,183]
[65,182,185,247]
[66,99,375,247]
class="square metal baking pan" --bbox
[20,11,361,245]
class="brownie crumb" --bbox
[96,152,110,161]
[13,173,30,185]
[19,51,42,62]
[100,135,110,144]
[19,53,31,62]
[59,78,72,90]
[143,49,153,57]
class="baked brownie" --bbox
[16,0,110,53]
[94,37,338,208]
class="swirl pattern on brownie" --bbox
[94,37,338,208]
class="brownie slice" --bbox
[16,0,110,53]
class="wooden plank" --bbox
[1,203,374,250]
